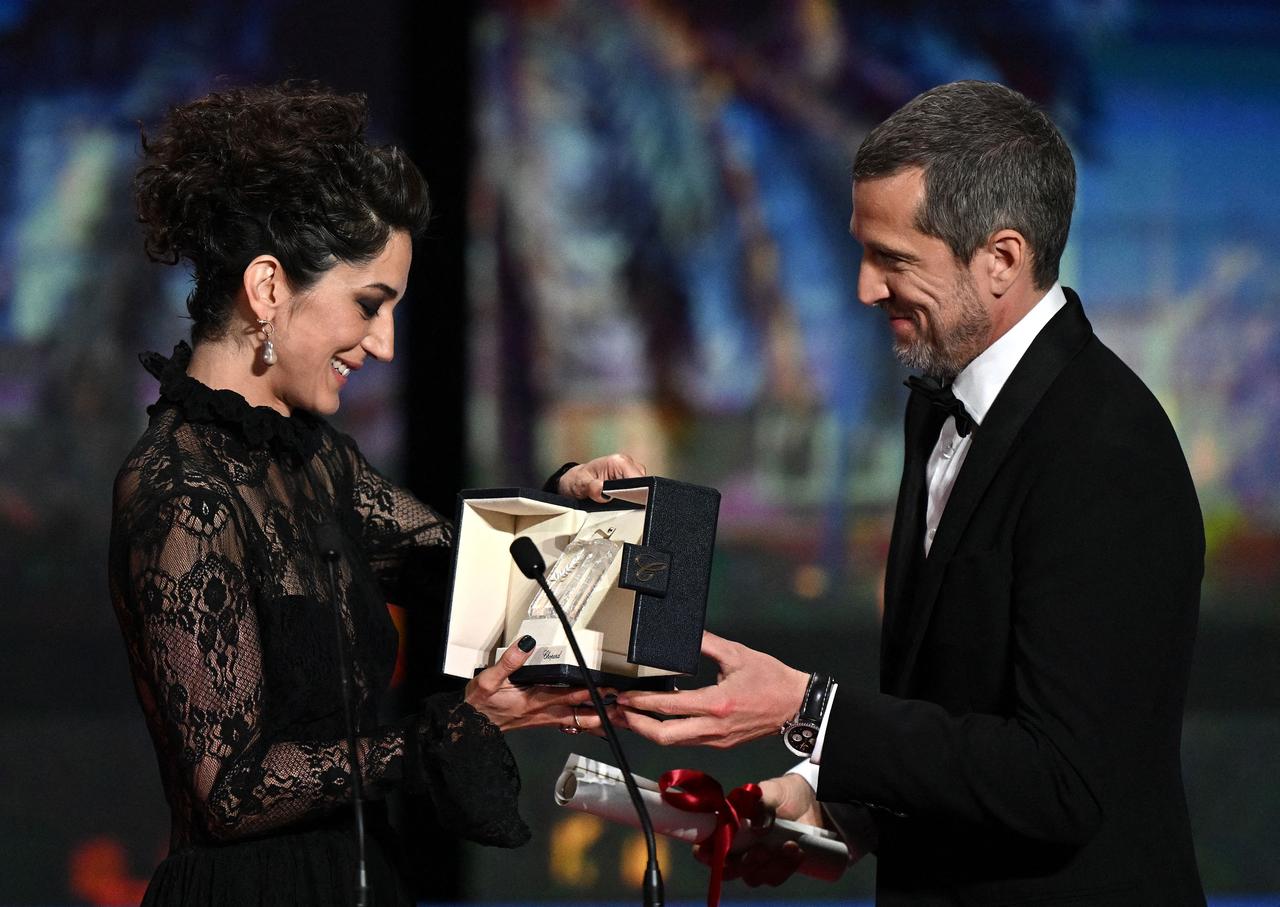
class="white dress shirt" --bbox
[791,283,1069,787]
[923,283,1067,555]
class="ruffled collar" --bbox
[141,342,324,458]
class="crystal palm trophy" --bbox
[508,524,623,671]
[524,527,622,622]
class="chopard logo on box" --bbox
[631,554,669,583]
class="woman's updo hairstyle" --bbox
[135,83,430,342]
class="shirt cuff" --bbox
[810,681,837,764]
[787,757,820,790]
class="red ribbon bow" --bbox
[658,768,764,907]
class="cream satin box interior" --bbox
[442,477,721,690]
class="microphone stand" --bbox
[510,538,663,907]
[320,538,369,907]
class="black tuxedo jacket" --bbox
[817,290,1206,906]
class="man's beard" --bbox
[892,272,991,379]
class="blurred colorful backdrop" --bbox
[1,1,1276,904]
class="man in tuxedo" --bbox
[619,81,1206,905]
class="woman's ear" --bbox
[243,255,287,323]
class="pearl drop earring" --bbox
[257,319,277,366]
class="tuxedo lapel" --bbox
[888,290,1096,691]
[881,390,946,686]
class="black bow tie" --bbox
[905,376,977,438]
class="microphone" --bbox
[317,522,369,907]
[315,521,344,562]
[509,536,664,907]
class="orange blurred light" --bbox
[387,602,408,688]
[68,836,149,906]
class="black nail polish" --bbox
[518,635,536,652]
[601,693,618,707]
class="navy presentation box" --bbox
[442,476,720,690]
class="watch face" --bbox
[784,721,819,756]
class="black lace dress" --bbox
[109,344,528,907]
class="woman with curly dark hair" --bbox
[111,84,641,906]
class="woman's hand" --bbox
[557,453,646,502]
[465,635,616,733]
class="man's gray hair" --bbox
[853,81,1076,289]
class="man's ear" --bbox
[243,255,287,323]
[983,229,1028,297]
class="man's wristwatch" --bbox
[781,672,834,757]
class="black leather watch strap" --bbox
[782,672,834,756]
[798,672,834,721]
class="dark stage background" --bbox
[0,1,1277,904]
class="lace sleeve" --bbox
[338,435,453,599]
[405,696,532,848]
[113,476,526,845]
[113,483,418,840]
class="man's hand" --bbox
[557,453,646,502]
[616,631,810,748]
[758,772,824,827]
[698,773,824,887]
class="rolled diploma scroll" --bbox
[554,753,851,881]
